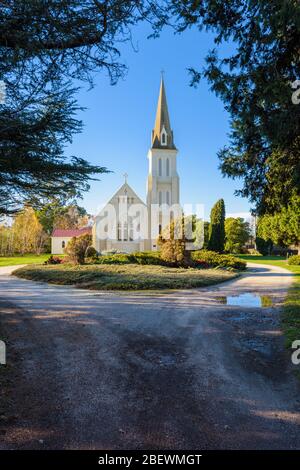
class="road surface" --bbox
[0,263,299,449]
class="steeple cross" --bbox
[160,69,165,78]
[123,172,128,183]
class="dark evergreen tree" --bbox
[0,81,107,215]
[208,199,225,252]
[151,1,300,213]
[0,1,154,215]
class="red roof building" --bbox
[51,227,92,254]
[51,227,92,238]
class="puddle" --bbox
[218,293,273,308]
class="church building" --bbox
[51,77,180,254]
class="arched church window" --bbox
[166,158,170,176]
[117,223,122,241]
[62,240,65,249]
[166,191,170,205]
[124,221,128,241]
[161,128,167,146]
[158,158,162,176]
[159,191,162,205]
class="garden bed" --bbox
[13,263,239,290]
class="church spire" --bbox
[151,76,176,150]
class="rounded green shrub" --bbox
[191,250,246,270]
[85,246,98,260]
[288,254,300,265]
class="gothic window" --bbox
[159,224,162,235]
[161,128,167,146]
[129,221,134,241]
[62,240,65,249]
[117,223,122,241]
[166,191,170,205]
[123,221,128,241]
[159,191,162,205]
[158,158,162,176]
[166,158,170,176]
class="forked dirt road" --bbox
[0,263,299,449]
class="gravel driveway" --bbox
[0,263,299,450]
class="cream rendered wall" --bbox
[146,147,180,250]
[51,237,72,255]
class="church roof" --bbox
[151,76,176,150]
[95,181,146,219]
[51,227,92,238]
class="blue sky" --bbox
[65,23,250,221]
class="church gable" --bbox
[94,181,146,221]
[108,183,146,208]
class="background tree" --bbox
[257,196,300,253]
[255,236,273,257]
[36,200,90,235]
[208,199,225,252]
[0,223,14,256]
[12,207,47,254]
[0,80,108,215]
[0,1,158,215]
[225,217,251,254]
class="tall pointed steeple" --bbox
[151,76,176,150]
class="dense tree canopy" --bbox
[0,0,149,85]
[0,0,152,215]
[257,195,300,251]
[0,81,107,215]
[225,217,251,254]
[36,200,89,235]
[155,0,300,213]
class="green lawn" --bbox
[0,254,52,266]
[13,263,238,291]
[238,255,300,347]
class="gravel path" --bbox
[0,263,299,450]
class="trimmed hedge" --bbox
[95,251,165,266]
[288,254,300,266]
[44,255,63,265]
[191,250,247,270]
[89,250,246,270]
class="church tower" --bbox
[146,76,180,250]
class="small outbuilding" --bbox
[51,227,92,255]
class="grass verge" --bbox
[13,263,238,291]
[238,255,300,347]
[0,254,52,266]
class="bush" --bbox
[131,251,165,265]
[96,253,135,264]
[255,237,273,256]
[95,252,166,266]
[85,246,98,260]
[158,218,192,267]
[64,234,92,264]
[191,250,246,270]
[288,255,300,265]
[44,255,63,265]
